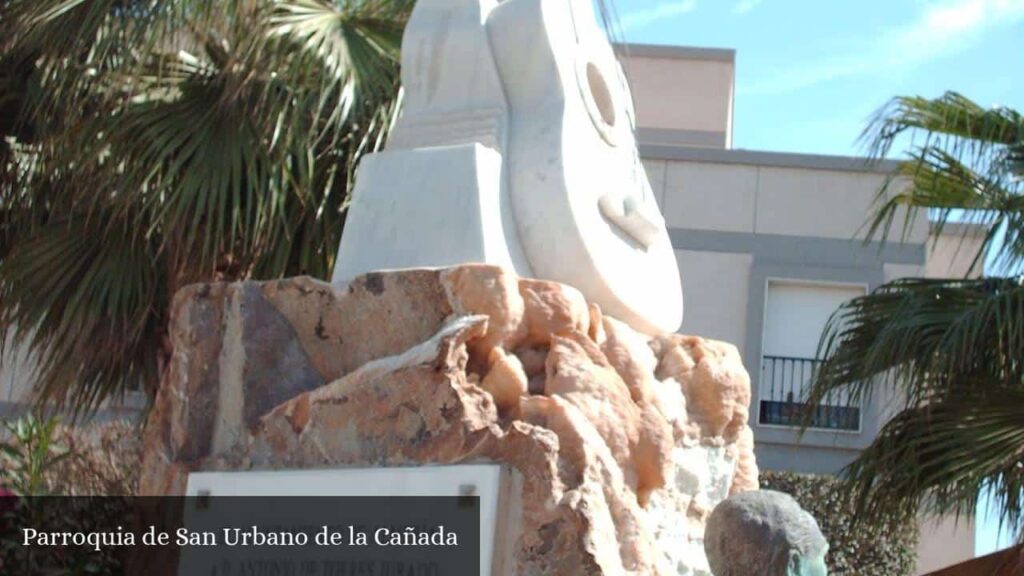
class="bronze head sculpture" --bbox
[705,490,829,576]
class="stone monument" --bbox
[140,0,761,574]
[142,266,759,574]
[704,490,829,576]
[332,0,683,335]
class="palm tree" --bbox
[806,92,1024,533]
[0,0,413,415]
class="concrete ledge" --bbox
[640,144,903,173]
[618,43,736,62]
[931,220,990,238]
[637,127,728,149]
[670,228,926,266]
[754,440,863,475]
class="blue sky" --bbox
[615,0,1024,158]
[614,0,1024,558]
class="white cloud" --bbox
[733,0,763,15]
[745,0,1024,95]
[620,0,699,31]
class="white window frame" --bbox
[757,277,869,434]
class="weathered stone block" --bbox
[141,265,758,575]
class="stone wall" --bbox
[141,265,758,575]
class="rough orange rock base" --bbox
[141,265,758,575]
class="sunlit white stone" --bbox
[332,0,683,334]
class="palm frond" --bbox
[269,0,408,85]
[843,387,1024,532]
[810,277,1024,408]
[863,92,1024,168]
[866,146,1024,270]
[0,211,164,416]
[861,92,1024,271]
[0,0,410,414]
[808,275,1024,529]
[101,50,282,272]
[265,0,406,142]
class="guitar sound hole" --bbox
[586,62,617,129]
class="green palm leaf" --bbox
[812,277,1024,405]
[0,211,164,414]
[862,92,1024,270]
[0,0,410,415]
[809,91,1024,534]
[845,388,1024,530]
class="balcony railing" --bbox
[759,355,860,431]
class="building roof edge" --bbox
[618,43,736,62]
[930,221,990,238]
[639,144,903,174]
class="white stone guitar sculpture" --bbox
[333,0,683,333]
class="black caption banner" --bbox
[0,496,481,575]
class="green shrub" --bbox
[760,470,919,576]
[0,415,137,574]
[0,414,72,495]
[0,416,141,496]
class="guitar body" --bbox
[487,0,682,333]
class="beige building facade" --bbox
[622,43,979,575]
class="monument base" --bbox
[332,144,531,286]
[141,265,758,576]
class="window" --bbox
[759,280,865,431]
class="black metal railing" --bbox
[758,355,860,431]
